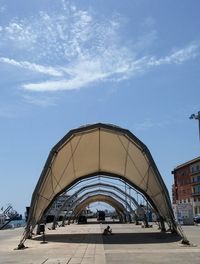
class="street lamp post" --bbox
[189,111,200,142]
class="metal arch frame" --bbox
[60,189,133,227]
[26,173,164,241]
[73,195,128,221]
[54,172,167,224]
[21,173,152,246]
[51,181,140,224]
[72,194,128,222]
[18,123,180,249]
[47,173,157,231]
[65,189,133,214]
[59,174,148,206]
[29,123,173,225]
[38,172,164,229]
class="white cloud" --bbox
[0,2,199,95]
[21,42,200,92]
[23,65,109,91]
[21,51,134,92]
[0,57,63,77]
[3,22,36,48]
[148,43,199,66]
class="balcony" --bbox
[191,175,200,184]
[190,166,200,175]
[192,191,200,196]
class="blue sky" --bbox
[0,0,200,214]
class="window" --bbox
[193,187,195,194]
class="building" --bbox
[172,156,200,216]
[45,193,78,222]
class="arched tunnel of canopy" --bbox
[72,194,129,222]
[52,180,139,220]
[61,189,133,222]
[18,123,184,248]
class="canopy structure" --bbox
[51,181,139,229]
[62,189,134,218]
[53,182,139,220]
[72,194,128,221]
[19,123,179,247]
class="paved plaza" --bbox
[1,222,200,264]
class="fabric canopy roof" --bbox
[26,123,176,231]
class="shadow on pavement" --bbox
[33,232,181,244]
[102,232,181,244]
[83,220,121,225]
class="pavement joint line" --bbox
[105,248,200,253]
[40,258,49,264]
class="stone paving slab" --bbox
[0,223,200,263]
[44,258,71,264]
[101,223,200,264]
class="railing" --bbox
[191,168,200,175]
[192,191,200,196]
[191,176,200,184]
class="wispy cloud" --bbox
[22,53,133,91]
[0,2,199,95]
[2,42,197,93]
[147,43,199,66]
[0,57,63,77]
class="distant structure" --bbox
[189,111,200,142]
[172,156,200,216]
[45,194,77,222]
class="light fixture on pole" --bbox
[189,111,200,141]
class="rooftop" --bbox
[173,156,200,171]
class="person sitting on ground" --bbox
[103,225,112,235]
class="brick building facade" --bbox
[172,156,200,216]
